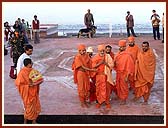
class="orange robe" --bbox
[15,67,41,120]
[89,76,97,102]
[126,44,140,90]
[114,51,135,100]
[92,54,113,104]
[134,48,156,101]
[72,53,91,103]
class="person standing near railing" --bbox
[84,9,94,29]
[32,15,40,44]
[151,10,160,40]
[161,13,164,43]
[126,11,137,37]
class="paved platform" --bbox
[3,35,165,124]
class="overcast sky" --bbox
[2,2,166,25]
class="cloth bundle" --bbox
[29,69,43,85]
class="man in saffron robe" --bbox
[72,44,96,108]
[133,41,156,104]
[114,40,135,105]
[92,44,114,109]
[15,58,41,124]
[126,36,140,91]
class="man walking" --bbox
[133,41,156,105]
[92,45,114,109]
[15,58,42,124]
[126,36,140,91]
[72,44,96,108]
[16,44,33,76]
[114,40,135,105]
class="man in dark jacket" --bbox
[126,11,137,37]
[84,9,94,29]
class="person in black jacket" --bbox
[84,9,94,29]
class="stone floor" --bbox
[3,35,165,124]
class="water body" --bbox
[57,23,163,35]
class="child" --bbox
[15,58,43,124]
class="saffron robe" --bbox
[92,54,114,104]
[114,51,135,100]
[72,53,91,102]
[126,44,140,89]
[15,67,41,120]
[134,48,156,99]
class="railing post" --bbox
[120,25,123,35]
[109,23,112,37]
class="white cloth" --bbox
[16,53,30,75]
[104,54,114,85]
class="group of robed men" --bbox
[13,36,156,124]
[72,36,156,109]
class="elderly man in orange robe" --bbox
[92,44,114,109]
[72,44,96,108]
[114,40,135,105]
[15,58,41,124]
[133,41,156,104]
[126,36,140,91]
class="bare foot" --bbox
[32,120,38,124]
[112,96,119,100]
[106,104,111,110]
[96,103,101,109]
[131,97,139,102]
[142,101,148,105]
[81,103,85,108]
[24,119,27,124]
[81,102,89,108]
[84,103,89,108]
[120,100,126,105]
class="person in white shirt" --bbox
[16,44,33,76]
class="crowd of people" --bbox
[72,36,156,109]
[4,16,42,124]
[84,9,164,42]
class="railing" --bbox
[28,24,58,39]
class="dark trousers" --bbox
[153,26,160,40]
[162,27,164,41]
[127,27,136,37]
[34,32,40,44]
[13,56,19,67]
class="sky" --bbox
[2,2,166,25]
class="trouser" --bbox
[127,27,136,37]
[162,27,164,41]
[34,32,40,44]
[13,55,19,67]
[153,26,160,40]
